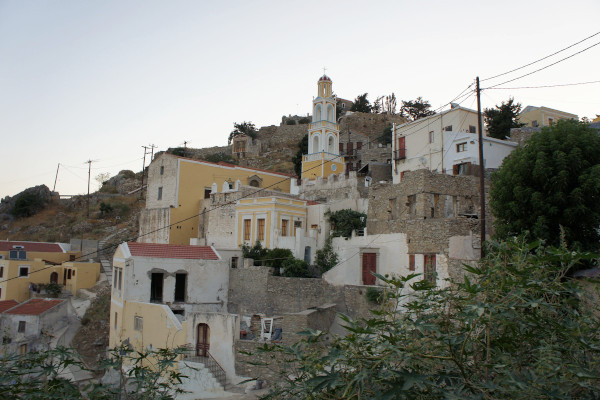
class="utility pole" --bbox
[53,163,60,192]
[183,141,189,158]
[140,146,150,197]
[85,160,93,218]
[149,144,157,161]
[476,77,486,258]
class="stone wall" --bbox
[339,112,406,142]
[509,126,541,146]
[299,172,369,202]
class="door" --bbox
[196,323,210,357]
[50,272,58,284]
[362,253,377,285]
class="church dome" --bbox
[318,74,331,82]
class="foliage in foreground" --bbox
[259,239,600,399]
[0,344,188,399]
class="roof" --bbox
[162,153,296,178]
[0,241,65,253]
[127,242,219,260]
[0,300,19,313]
[319,74,331,82]
[6,299,64,316]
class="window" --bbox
[174,273,186,302]
[444,125,452,132]
[9,250,26,260]
[134,316,143,331]
[347,142,354,154]
[243,219,251,241]
[18,266,29,277]
[532,120,539,127]
[18,321,26,333]
[204,188,211,199]
[231,257,238,269]
[453,162,471,176]
[281,219,288,237]
[468,125,476,133]
[150,273,164,303]
[0,266,3,278]
[157,187,163,200]
[113,267,123,291]
[429,131,434,143]
[19,344,27,355]
[257,219,265,241]
[114,312,118,330]
[357,141,362,150]
[424,254,437,284]
[67,269,72,280]
[160,166,164,175]
[456,142,467,152]
[409,254,415,271]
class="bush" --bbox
[44,282,62,298]
[314,236,339,274]
[365,286,384,304]
[298,117,311,124]
[326,209,367,238]
[285,119,296,125]
[11,192,46,218]
[241,241,268,266]
[264,248,294,269]
[281,258,311,278]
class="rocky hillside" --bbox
[0,170,143,244]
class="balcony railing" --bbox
[309,120,339,131]
[303,152,341,162]
[394,149,406,160]
[182,348,227,389]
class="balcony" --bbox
[394,149,406,160]
[309,120,339,131]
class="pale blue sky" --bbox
[1,0,599,198]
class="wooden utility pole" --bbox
[52,163,60,192]
[149,144,157,161]
[476,77,486,258]
[85,160,93,218]
[140,146,149,196]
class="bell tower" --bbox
[302,75,345,179]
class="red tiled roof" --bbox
[6,299,64,316]
[0,241,64,253]
[0,300,19,313]
[168,154,297,178]
[127,242,219,260]
[306,200,321,205]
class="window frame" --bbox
[456,142,467,152]
[134,316,143,332]
[18,266,29,278]
[18,321,26,333]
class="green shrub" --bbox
[298,117,311,124]
[241,241,268,266]
[286,119,296,125]
[11,192,45,218]
[314,236,338,274]
[264,248,294,269]
[365,287,384,304]
[326,209,367,238]
[281,258,311,278]
[44,282,62,298]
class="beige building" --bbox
[0,241,99,301]
[139,153,295,246]
[518,105,578,127]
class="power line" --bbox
[484,41,600,89]
[481,31,600,82]
[483,79,600,90]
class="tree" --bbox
[241,240,268,266]
[350,93,372,113]
[483,97,525,140]
[228,121,258,145]
[292,134,309,177]
[400,97,435,121]
[314,236,339,274]
[372,96,384,114]
[259,239,600,399]
[384,93,397,115]
[377,123,393,145]
[95,172,110,190]
[11,191,46,218]
[491,119,600,251]
[325,209,367,238]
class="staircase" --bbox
[98,228,129,283]
[181,350,228,390]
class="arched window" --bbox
[327,105,334,122]
[328,135,335,153]
[312,134,320,153]
[315,105,322,122]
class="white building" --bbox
[391,106,517,184]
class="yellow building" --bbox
[518,105,578,128]
[236,197,309,248]
[139,153,295,245]
[301,75,345,180]
[0,241,100,301]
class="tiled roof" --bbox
[0,300,19,313]
[6,299,64,316]
[127,242,219,260]
[0,241,64,253]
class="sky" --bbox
[1,0,599,198]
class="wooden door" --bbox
[362,253,377,285]
[50,272,58,284]
[196,323,210,357]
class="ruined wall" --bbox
[299,172,369,202]
[339,112,406,142]
[509,126,541,146]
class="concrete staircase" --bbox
[98,228,129,283]
[177,359,229,399]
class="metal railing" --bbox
[394,149,406,160]
[182,348,227,389]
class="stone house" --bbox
[231,134,262,159]
[391,105,517,183]
[518,105,578,128]
[0,298,71,355]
